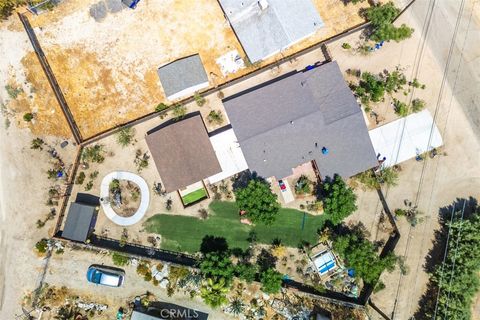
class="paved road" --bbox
[397,0,480,139]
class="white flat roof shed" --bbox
[369,110,443,168]
[207,127,249,184]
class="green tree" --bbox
[200,277,229,308]
[322,175,357,225]
[355,72,385,104]
[333,233,397,284]
[235,263,257,283]
[428,210,480,319]
[116,127,135,147]
[199,252,235,284]
[235,179,280,225]
[365,2,414,42]
[260,268,283,294]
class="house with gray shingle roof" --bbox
[223,61,378,180]
[157,54,209,101]
[218,0,324,63]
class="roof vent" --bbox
[258,0,269,10]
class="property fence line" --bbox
[80,22,372,145]
[18,13,83,144]
[43,0,415,311]
[53,145,83,236]
[368,299,392,320]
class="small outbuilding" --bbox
[157,54,209,101]
[146,114,221,193]
[62,202,98,242]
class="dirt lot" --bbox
[329,0,480,318]
[1,0,368,139]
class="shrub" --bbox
[341,42,352,49]
[116,127,135,147]
[31,138,44,150]
[23,113,34,122]
[35,239,48,253]
[155,102,168,112]
[81,145,105,164]
[294,175,312,195]
[411,98,426,113]
[75,172,86,185]
[235,263,257,283]
[89,171,99,179]
[109,178,120,192]
[194,92,206,106]
[200,278,229,308]
[112,252,129,266]
[394,98,409,117]
[172,104,187,120]
[5,84,23,99]
[207,110,224,125]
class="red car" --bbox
[278,180,287,192]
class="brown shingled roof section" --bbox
[146,115,221,192]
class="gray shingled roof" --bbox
[146,114,221,192]
[223,61,378,179]
[157,54,209,98]
[218,0,324,63]
[62,202,96,242]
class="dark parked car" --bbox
[87,265,125,287]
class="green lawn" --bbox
[144,201,326,253]
[181,187,208,206]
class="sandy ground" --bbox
[1,0,368,139]
[0,118,77,318]
[41,248,235,320]
[328,0,480,319]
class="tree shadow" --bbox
[199,235,229,255]
[411,197,478,319]
[231,171,267,191]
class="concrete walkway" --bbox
[100,171,150,226]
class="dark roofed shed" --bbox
[62,202,97,242]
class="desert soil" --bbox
[1,0,368,139]
[331,0,480,319]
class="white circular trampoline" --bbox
[100,171,150,226]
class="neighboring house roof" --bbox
[223,61,378,180]
[369,109,443,168]
[131,302,209,320]
[218,0,324,63]
[62,202,97,242]
[157,54,209,100]
[146,114,221,192]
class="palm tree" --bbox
[228,297,245,315]
[200,277,229,308]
